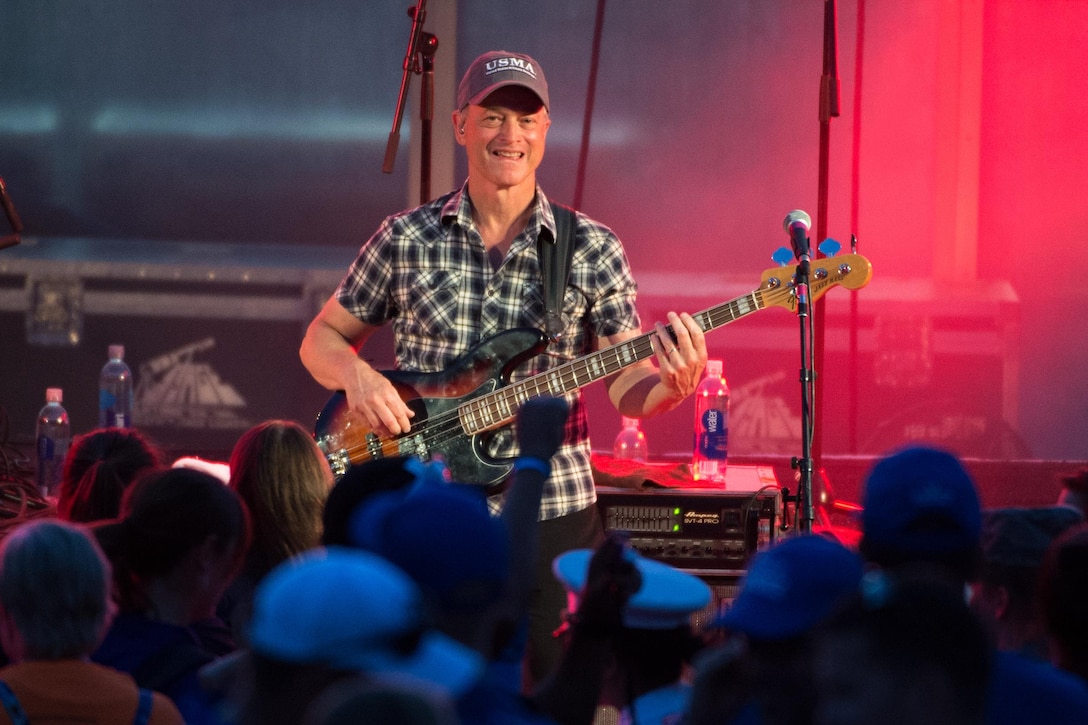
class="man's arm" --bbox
[299,296,414,436]
[604,310,707,418]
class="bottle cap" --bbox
[621,416,640,428]
[45,387,63,403]
[705,359,723,377]
[109,344,125,360]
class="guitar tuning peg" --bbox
[771,247,794,267]
[818,238,842,257]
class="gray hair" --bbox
[0,520,114,659]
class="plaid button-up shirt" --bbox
[336,182,641,520]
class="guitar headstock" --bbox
[759,253,873,312]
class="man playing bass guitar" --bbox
[299,49,707,689]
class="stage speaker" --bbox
[588,276,1024,461]
[691,574,744,630]
[0,237,347,456]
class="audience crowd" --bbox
[1,407,1087,724]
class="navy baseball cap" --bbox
[713,533,864,640]
[347,478,510,614]
[457,50,549,110]
[861,445,982,557]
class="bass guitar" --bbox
[314,254,872,487]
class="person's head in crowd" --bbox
[94,467,250,621]
[552,541,710,717]
[971,505,1084,659]
[346,463,512,658]
[0,519,185,723]
[688,533,865,725]
[322,455,419,547]
[714,533,865,642]
[0,519,112,661]
[1038,522,1088,684]
[812,568,993,725]
[1057,468,1088,517]
[172,455,231,483]
[229,419,334,576]
[57,427,164,523]
[859,444,983,584]
[239,547,484,725]
[858,447,1088,725]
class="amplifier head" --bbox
[596,485,782,574]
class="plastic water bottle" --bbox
[693,359,729,484]
[99,344,134,428]
[36,388,70,498]
[613,416,648,462]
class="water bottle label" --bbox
[100,408,131,428]
[696,460,721,480]
[697,408,729,460]
[36,434,55,461]
[100,390,133,427]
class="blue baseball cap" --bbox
[861,445,982,557]
[713,533,864,640]
[347,478,510,613]
[248,548,484,696]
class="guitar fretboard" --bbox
[458,289,770,434]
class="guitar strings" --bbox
[404,287,781,453]
[338,282,806,467]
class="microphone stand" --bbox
[810,0,841,477]
[416,32,438,203]
[382,2,438,205]
[792,241,817,534]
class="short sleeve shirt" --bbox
[335,182,641,520]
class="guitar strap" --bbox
[540,201,575,340]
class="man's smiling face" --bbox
[456,85,550,194]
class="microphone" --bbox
[782,209,811,260]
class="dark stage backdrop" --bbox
[1,1,1085,463]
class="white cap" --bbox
[108,344,125,360]
[621,416,640,428]
[553,548,712,630]
[705,359,723,377]
[45,387,63,403]
[173,456,232,484]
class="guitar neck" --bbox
[458,289,766,434]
